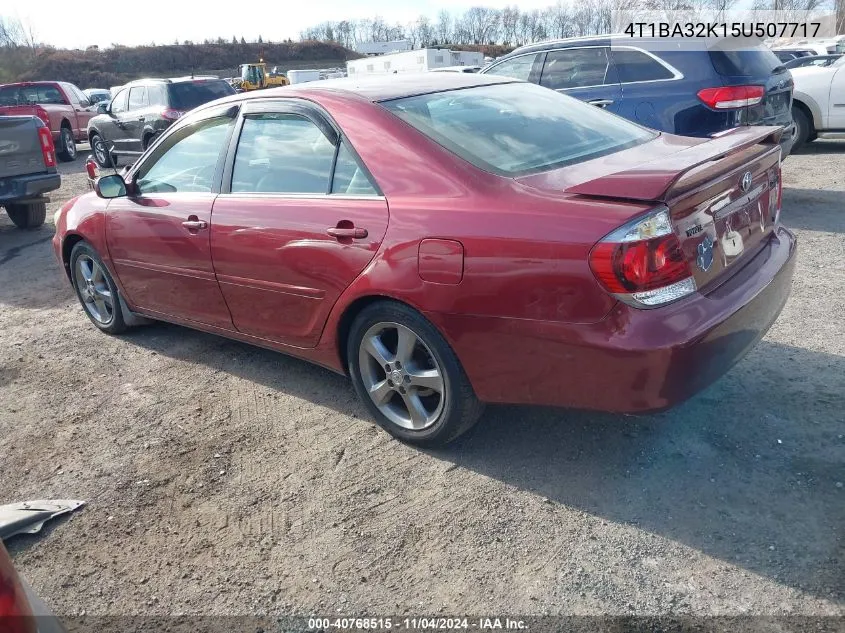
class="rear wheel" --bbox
[348,301,483,446]
[70,241,127,334]
[6,202,46,229]
[58,125,77,162]
[791,106,811,152]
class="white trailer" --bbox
[287,69,321,85]
[347,49,484,77]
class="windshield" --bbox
[167,80,236,111]
[381,82,656,177]
[241,65,264,85]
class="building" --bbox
[355,40,412,56]
[347,49,484,76]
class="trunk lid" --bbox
[521,126,783,294]
[0,116,47,179]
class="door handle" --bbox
[588,99,614,108]
[182,218,208,231]
[327,226,367,239]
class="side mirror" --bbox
[97,103,108,114]
[95,174,127,199]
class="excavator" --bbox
[236,60,289,91]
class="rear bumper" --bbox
[431,226,797,413]
[0,172,60,204]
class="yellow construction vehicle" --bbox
[237,60,289,91]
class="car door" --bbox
[105,104,238,329]
[60,83,91,138]
[104,88,130,152]
[125,85,149,153]
[827,64,845,128]
[538,47,623,113]
[210,99,389,348]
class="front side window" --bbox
[540,48,611,90]
[231,114,335,194]
[135,115,233,194]
[382,82,655,177]
[110,89,129,115]
[485,53,540,81]
[611,49,674,83]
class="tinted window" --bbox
[485,53,539,81]
[231,114,334,194]
[135,114,233,194]
[167,80,236,111]
[111,89,129,114]
[331,141,377,195]
[0,84,65,105]
[611,49,674,82]
[541,48,611,89]
[709,46,782,76]
[128,86,148,110]
[383,83,655,177]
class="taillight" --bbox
[768,165,783,225]
[161,108,184,121]
[85,157,98,180]
[589,206,696,308]
[37,126,56,168]
[0,545,36,633]
[697,85,765,109]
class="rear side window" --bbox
[331,141,377,195]
[128,86,148,110]
[611,49,674,82]
[709,46,783,76]
[383,82,655,177]
[231,114,335,194]
[167,80,236,111]
[485,53,540,81]
[148,84,168,107]
[540,48,612,89]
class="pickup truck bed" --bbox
[0,115,61,229]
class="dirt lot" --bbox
[1,142,843,619]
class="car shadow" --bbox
[791,140,845,155]
[782,187,845,233]
[119,322,844,602]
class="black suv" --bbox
[87,76,235,167]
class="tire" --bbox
[57,125,77,162]
[6,202,46,229]
[142,133,154,151]
[791,106,811,152]
[90,133,118,168]
[69,241,127,334]
[347,300,483,447]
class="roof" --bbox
[122,76,223,87]
[283,72,517,102]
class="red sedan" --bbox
[53,74,796,446]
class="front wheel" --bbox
[791,106,811,152]
[347,301,483,447]
[69,241,127,334]
[90,133,118,168]
[58,126,77,162]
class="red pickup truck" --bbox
[0,81,97,162]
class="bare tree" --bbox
[544,1,574,38]
[435,10,453,44]
[500,6,521,45]
[464,7,501,44]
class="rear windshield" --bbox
[167,80,235,110]
[709,46,783,76]
[381,82,655,177]
[0,84,64,106]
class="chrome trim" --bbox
[217,192,386,201]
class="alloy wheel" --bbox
[63,128,77,159]
[357,322,445,430]
[74,255,114,324]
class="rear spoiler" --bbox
[566,126,783,202]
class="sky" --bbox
[5,0,556,49]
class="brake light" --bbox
[161,108,184,121]
[589,206,696,307]
[37,126,56,168]
[0,545,36,633]
[769,165,783,224]
[697,85,765,109]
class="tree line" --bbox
[299,0,838,49]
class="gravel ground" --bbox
[0,142,843,619]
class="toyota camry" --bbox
[53,73,797,446]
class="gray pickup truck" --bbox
[0,115,61,229]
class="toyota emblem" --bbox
[740,171,753,193]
